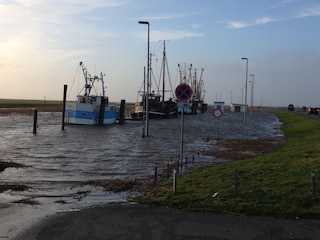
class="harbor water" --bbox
[0,109,283,238]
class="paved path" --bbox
[14,203,320,240]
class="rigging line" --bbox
[150,67,159,93]
[68,65,82,101]
[165,55,175,99]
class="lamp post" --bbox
[241,88,243,104]
[249,74,254,117]
[241,57,248,125]
[139,21,150,137]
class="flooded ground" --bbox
[0,109,283,239]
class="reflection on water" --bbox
[0,110,282,205]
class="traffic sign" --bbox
[212,108,223,119]
[175,84,193,101]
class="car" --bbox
[308,107,319,115]
[288,104,294,111]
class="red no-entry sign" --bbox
[212,108,223,119]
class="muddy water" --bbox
[0,111,283,202]
[0,110,283,238]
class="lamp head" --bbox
[138,21,149,25]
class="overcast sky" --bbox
[0,0,320,107]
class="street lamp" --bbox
[241,57,248,125]
[249,74,254,117]
[139,21,150,137]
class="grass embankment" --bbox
[0,99,62,106]
[0,99,63,114]
[137,111,320,218]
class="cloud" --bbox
[191,23,204,29]
[225,16,276,29]
[297,5,320,18]
[223,4,320,29]
[0,0,131,16]
[151,30,203,42]
[268,0,298,9]
[139,12,196,22]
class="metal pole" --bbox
[142,67,146,137]
[241,58,248,125]
[250,74,254,117]
[139,21,150,136]
[180,104,184,165]
[241,88,243,104]
[249,80,253,116]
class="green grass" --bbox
[136,111,320,218]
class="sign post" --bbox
[212,108,223,139]
[175,84,193,165]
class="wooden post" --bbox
[234,169,239,194]
[312,170,316,197]
[154,167,157,186]
[62,84,67,130]
[119,99,126,124]
[33,109,38,134]
[98,98,106,126]
[173,169,177,192]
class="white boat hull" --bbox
[64,102,118,125]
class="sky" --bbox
[0,0,320,107]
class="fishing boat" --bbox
[64,61,118,125]
[177,63,207,114]
[132,41,177,120]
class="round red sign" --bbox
[212,108,223,119]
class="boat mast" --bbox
[162,41,166,106]
[100,72,105,98]
[188,64,193,86]
[193,68,197,99]
[198,68,204,101]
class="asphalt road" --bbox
[14,203,320,240]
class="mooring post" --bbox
[166,162,170,179]
[119,99,126,124]
[98,99,106,126]
[312,170,316,197]
[173,169,177,192]
[176,160,179,174]
[62,84,67,130]
[33,109,38,134]
[234,169,239,194]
